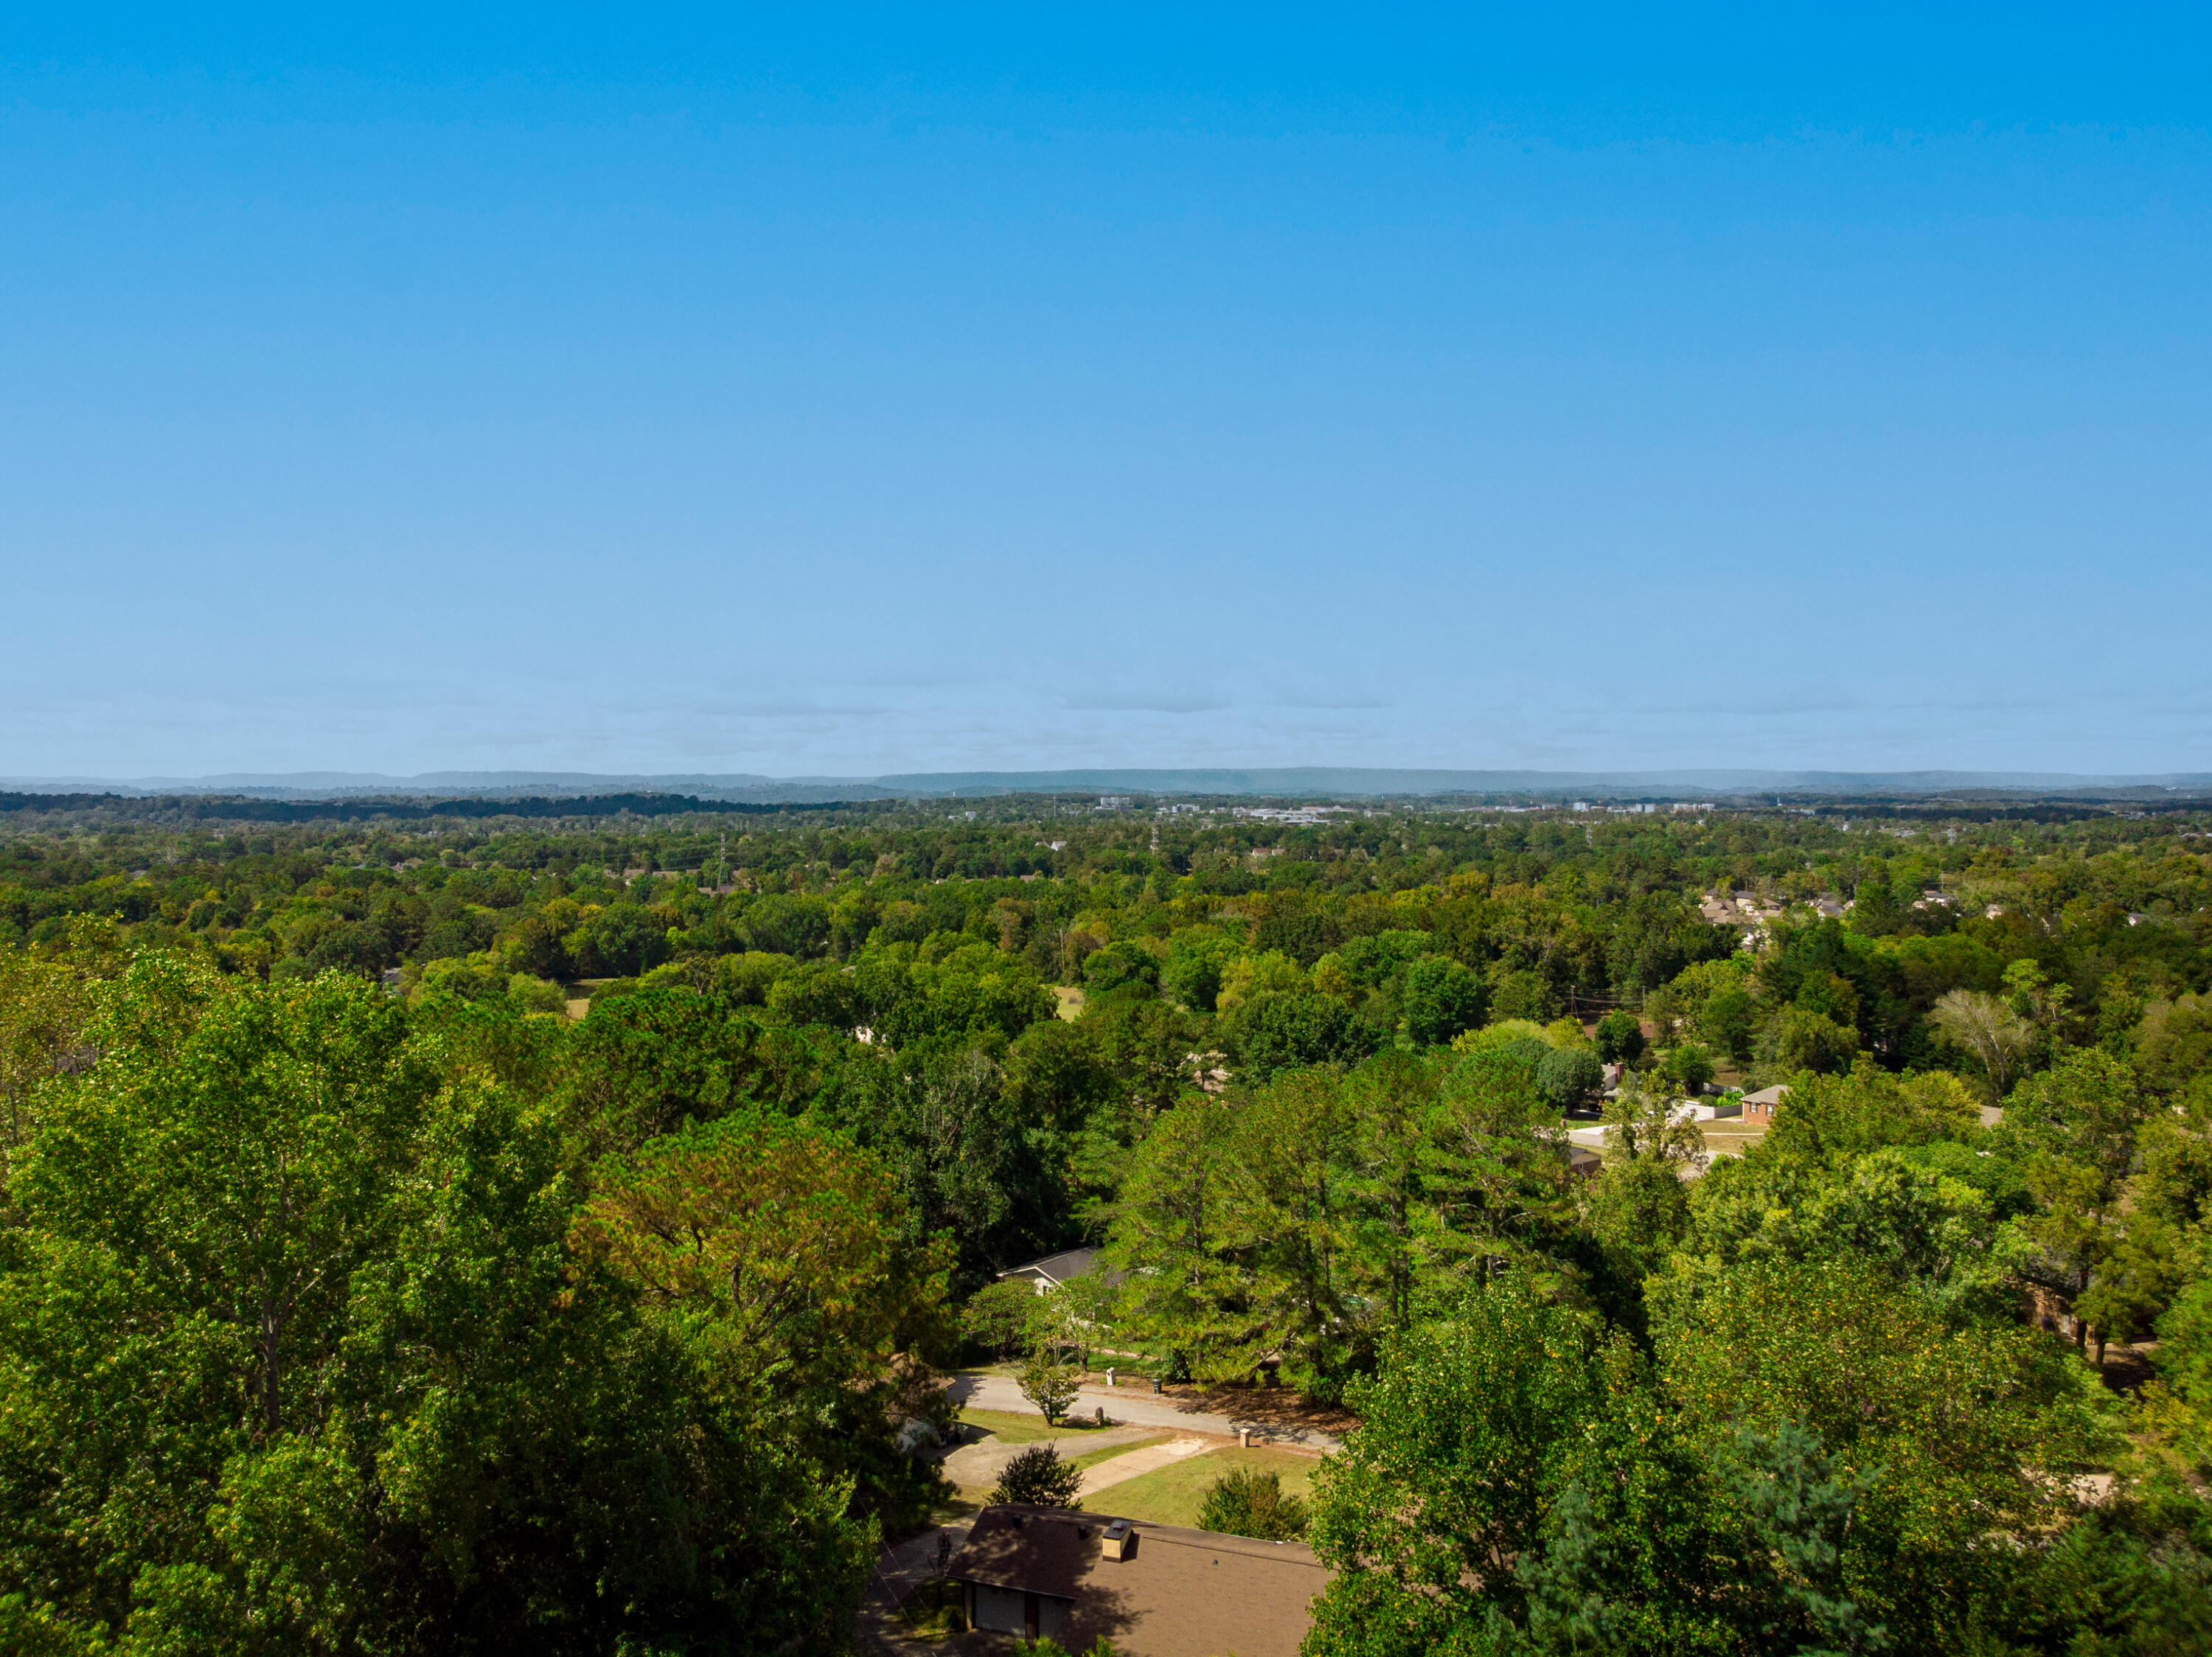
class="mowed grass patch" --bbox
[1087,1446,1323,1531]
[955,1408,1118,1445]
[931,1488,988,1525]
[1699,1124,1769,1161]
[1065,1434,1169,1475]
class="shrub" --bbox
[992,1444,1083,1508]
[1197,1466,1309,1539]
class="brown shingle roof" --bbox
[946,1506,1088,1600]
[945,1505,1331,1657]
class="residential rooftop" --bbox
[943,1504,1329,1656]
[998,1245,1113,1288]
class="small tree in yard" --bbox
[1197,1466,1309,1540]
[1662,1042,1715,1094]
[1602,1072,1705,1168]
[992,1444,1084,1508]
[1019,1353,1082,1425]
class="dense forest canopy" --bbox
[1,793,2209,1653]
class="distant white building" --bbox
[1232,805,1343,826]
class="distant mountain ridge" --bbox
[7,768,2211,802]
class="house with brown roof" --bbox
[1739,1083,1789,1125]
[943,1504,1329,1655]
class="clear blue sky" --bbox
[5,7,2209,779]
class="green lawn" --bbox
[1697,1125,1768,1163]
[1065,1434,1169,1474]
[955,1407,1121,1445]
[1085,1446,1324,1530]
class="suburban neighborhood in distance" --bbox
[2,774,2210,1652]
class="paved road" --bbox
[951,1372,1343,1451]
